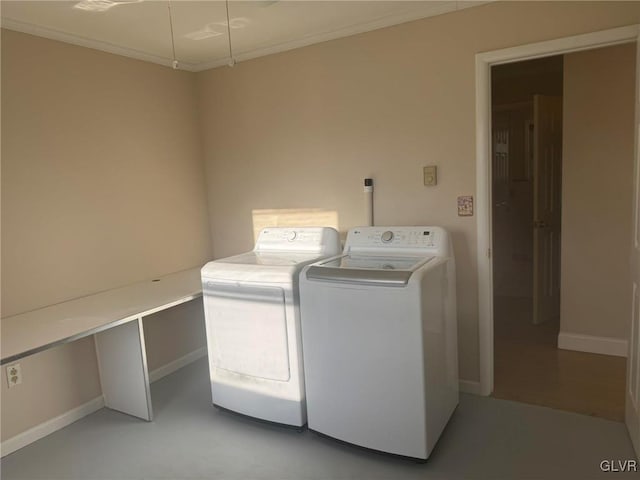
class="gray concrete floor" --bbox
[1,357,638,480]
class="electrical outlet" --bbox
[6,363,22,388]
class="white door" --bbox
[626,33,640,458]
[492,108,512,296]
[532,95,563,325]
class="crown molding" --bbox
[2,1,490,73]
[196,1,488,71]
[1,17,200,72]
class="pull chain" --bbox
[167,0,178,69]
[225,0,235,67]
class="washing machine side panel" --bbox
[414,259,459,456]
[300,278,427,459]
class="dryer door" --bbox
[204,281,290,382]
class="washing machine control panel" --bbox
[345,226,446,254]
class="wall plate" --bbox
[423,165,437,186]
[6,363,22,388]
[458,196,473,216]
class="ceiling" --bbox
[1,1,489,71]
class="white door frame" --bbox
[475,24,640,396]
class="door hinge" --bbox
[487,248,491,259]
[534,220,549,229]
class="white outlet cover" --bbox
[6,363,22,388]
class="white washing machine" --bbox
[299,226,458,460]
[201,227,340,427]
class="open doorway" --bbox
[491,56,562,329]
[490,47,633,421]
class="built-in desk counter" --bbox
[1,268,203,421]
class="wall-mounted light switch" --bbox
[423,166,437,186]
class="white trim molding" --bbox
[475,24,640,397]
[459,379,483,395]
[1,347,207,457]
[2,2,491,72]
[149,347,207,383]
[0,396,105,458]
[558,332,628,358]
[0,18,200,72]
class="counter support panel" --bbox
[95,318,153,421]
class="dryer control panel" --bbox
[255,227,341,254]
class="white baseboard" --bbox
[558,332,628,358]
[149,346,208,383]
[1,396,104,458]
[459,379,482,395]
[1,347,208,458]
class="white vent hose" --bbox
[364,178,374,226]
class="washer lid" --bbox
[305,254,434,287]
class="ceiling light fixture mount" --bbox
[73,0,143,13]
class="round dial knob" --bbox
[381,230,394,243]
[287,231,297,241]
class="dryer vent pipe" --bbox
[364,178,374,226]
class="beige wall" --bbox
[2,0,639,443]
[1,30,211,441]
[143,299,206,372]
[492,56,563,106]
[561,44,636,340]
[197,1,640,382]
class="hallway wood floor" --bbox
[493,296,626,421]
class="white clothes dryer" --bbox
[299,226,458,459]
[201,227,340,427]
